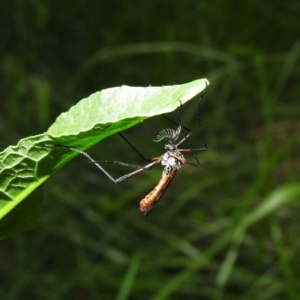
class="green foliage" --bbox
[0,135,51,239]
[0,1,300,299]
[0,79,208,239]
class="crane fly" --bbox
[54,123,206,216]
[51,90,207,216]
[140,125,192,216]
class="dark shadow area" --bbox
[1,1,300,299]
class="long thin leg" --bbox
[164,85,207,136]
[112,159,161,182]
[117,85,207,165]
[89,160,143,169]
[176,127,207,152]
[168,151,203,168]
[90,159,159,172]
[162,90,208,166]
[175,131,192,146]
[118,133,152,162]
[176,131,207,152]
[173,117,207,168]
[55,145,161,183]
[162,115,192,135]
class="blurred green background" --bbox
[1,1,300,299]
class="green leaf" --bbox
[48,78,209,148]
[0,185,44,240]
[0,78,209,239]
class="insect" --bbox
[54,90,207,216]
[138,125,206,216]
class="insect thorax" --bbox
[154,125,185,175]
[161,148,184,175]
